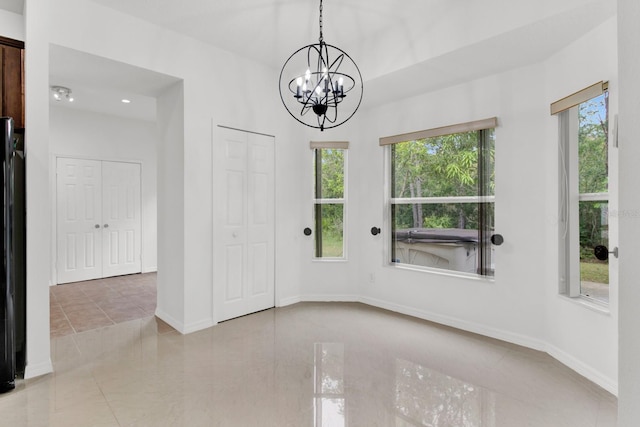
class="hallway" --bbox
[49,273,158,336]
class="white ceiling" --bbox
[3,0,618,121]
[0,0,22,15]
[49,45,180,121]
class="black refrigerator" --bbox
[1,117,26,393]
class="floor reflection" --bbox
[1,303,617,427]
[395,359,495,427]
[314,343,346,427]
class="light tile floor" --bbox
[3,300,617,426]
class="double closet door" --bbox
[213,127,275,322]
[56,158,141,284]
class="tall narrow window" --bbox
[381,118,497,277]
[312,141,348,259]
[555,82,610,304]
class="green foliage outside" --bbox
[391,130,494,231]
[316,203,344,257]
[578,93,608,268]
[581,261,609,285]
[315,149,345,258]
[316,149,344,199]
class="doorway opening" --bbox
[48,44,181,336]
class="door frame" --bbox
[50,153,146,286]
[212,125,277,323]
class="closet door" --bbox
[56,158,103,284]
[101,161,142,278]
[56,158,142,284]
[213,127,275,322]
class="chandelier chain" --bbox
[319,0,323,43]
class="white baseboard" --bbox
[183,318,216,334]
[155,308,186,334]
[278,296,301,307]
[360,296,618,395]
[24,359,54,379]
[299,294,361,303]
[142,266,158,274]
[154,308,214,334]
[546,344,618,396]
[360,296,547,351]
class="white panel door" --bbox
[56,158,142,284]
[102,161,142,278]
[213,127,275,322]
[56,158,102,284]
[246,133,275,314]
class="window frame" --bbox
[556,85,611,303]
[381,119,498,278]
[311,142,348,261]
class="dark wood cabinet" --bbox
[0,36,24,130]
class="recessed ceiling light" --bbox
[121,99,131,104]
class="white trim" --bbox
[360,296,546,351]
[578,192,609,202]
[142,266,158,273]
[298,294,360,303]
[359,296,618,395]
[546,343,617,396]
[312,147,348,260]
[183,318,216,334]
[387,262,495,282]
[314,198,346,204]
[278,296,302,307]
[24,359,53,379]
[155,308,184,333]
[391,196,496,204]
[156,308,215,335]
[558,294,611,316]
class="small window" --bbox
[382,119,497,276]
[312,143,347,259]
[556,84,610,304]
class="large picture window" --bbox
[555,82,611,304]
[381,118,497,277]
[312,142,348,259]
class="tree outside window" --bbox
[390,128,495,276]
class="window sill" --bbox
[312,258,348,263]
[387,262,495,283]
[558,294,611,316]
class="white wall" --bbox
[617,0,640,424]
[543,18,618,392]
[24,0,302,374]
[299,18,618,394]
[24,0,53,379]
[49,106,159,275]
[155,81,185,331]
[0,8,24,41]
[20,0,623,402]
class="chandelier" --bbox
[279,0,363,131]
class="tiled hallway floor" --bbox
[5,301,618,426]
[50,273,158,336]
